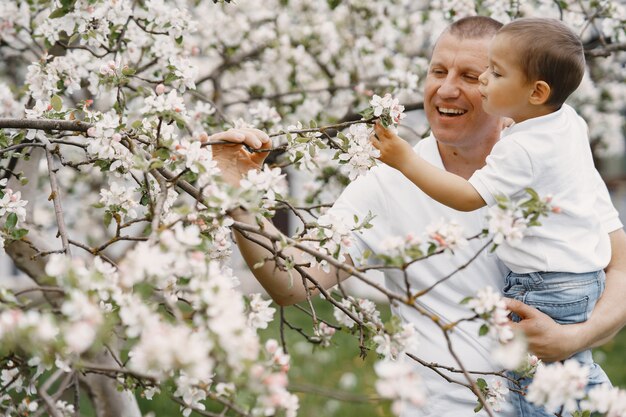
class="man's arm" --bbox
[210,128,353,306]
[508,229,626,362]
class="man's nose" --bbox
[437,76,461,98]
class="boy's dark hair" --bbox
[498,18,585,108]
[446,16,503,40]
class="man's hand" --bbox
[370,122,415,172]
[506,298,581,362]
[209,128,271,187]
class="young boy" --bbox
[371,18,611,416]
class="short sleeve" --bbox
[592,169,623,233]
[468,139,534,206]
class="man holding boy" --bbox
[210,16,626,416]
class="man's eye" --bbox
[464,75,479,82]
[430,69,446,76]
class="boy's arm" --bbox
[372,123,486,212]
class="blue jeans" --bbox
[502,270,610,417]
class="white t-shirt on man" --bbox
[328,132,621,417]
[469,104,617,273]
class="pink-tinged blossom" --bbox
[312,322,336,347]
[526,359,589,414]
[426,218,468,251]
[369,93,406,124]
[485,378,509,412]
[0,188,28,224]
[374,359,425,415]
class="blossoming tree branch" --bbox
[0,1,625,417]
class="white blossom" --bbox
[526,359,589,414]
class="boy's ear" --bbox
[529,81,551,105]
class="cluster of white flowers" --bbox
[484,378,510,412]
[174,372,212,417]
[337,123,380,181]
[302,211,355,272]
[285,122,323,171]
[467,286,514,343]
[249,101,282,127]
[169,138,216,174]
[141,90,188,118]
[168,56,198,92]
[61,290,104,354]
[246,293,276,330]
[373,322,419,360]
[526,359,589,414]
[333,296,382,329]
[374,359,425,415]
[487,204,529,247]
[239,165,288,204]
[128,322,214,381]
[369,93,406,125]
[99,182,140,221]
[582,383,626,416]
[86,111,134,173]
[25,52,85,101]
[0,309,58,352]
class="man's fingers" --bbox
[208,128,270,148]
[505,298,536,319]
[250,139,272,165]
[208,129,246,143]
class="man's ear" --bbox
[529,81,551,105]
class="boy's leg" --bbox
[502,270,609,416]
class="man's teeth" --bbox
[438,108,465,115]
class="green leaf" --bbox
[459,296,473,305]
[11,229,28,240]
[121,66,136,76]
[478,324,489,336]
[51,95,63,111]
[49,8,70,18]
[476,378,487,390]
[473,402,484,413]
[103,211,112,228]
[6,212,18,229]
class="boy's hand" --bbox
[370,122,415,172]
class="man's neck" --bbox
[437,139,497,180]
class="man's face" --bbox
[424,33,502,149]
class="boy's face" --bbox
[424,33,502,150]
[478,34,535,123]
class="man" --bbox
[210,16,626,416]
